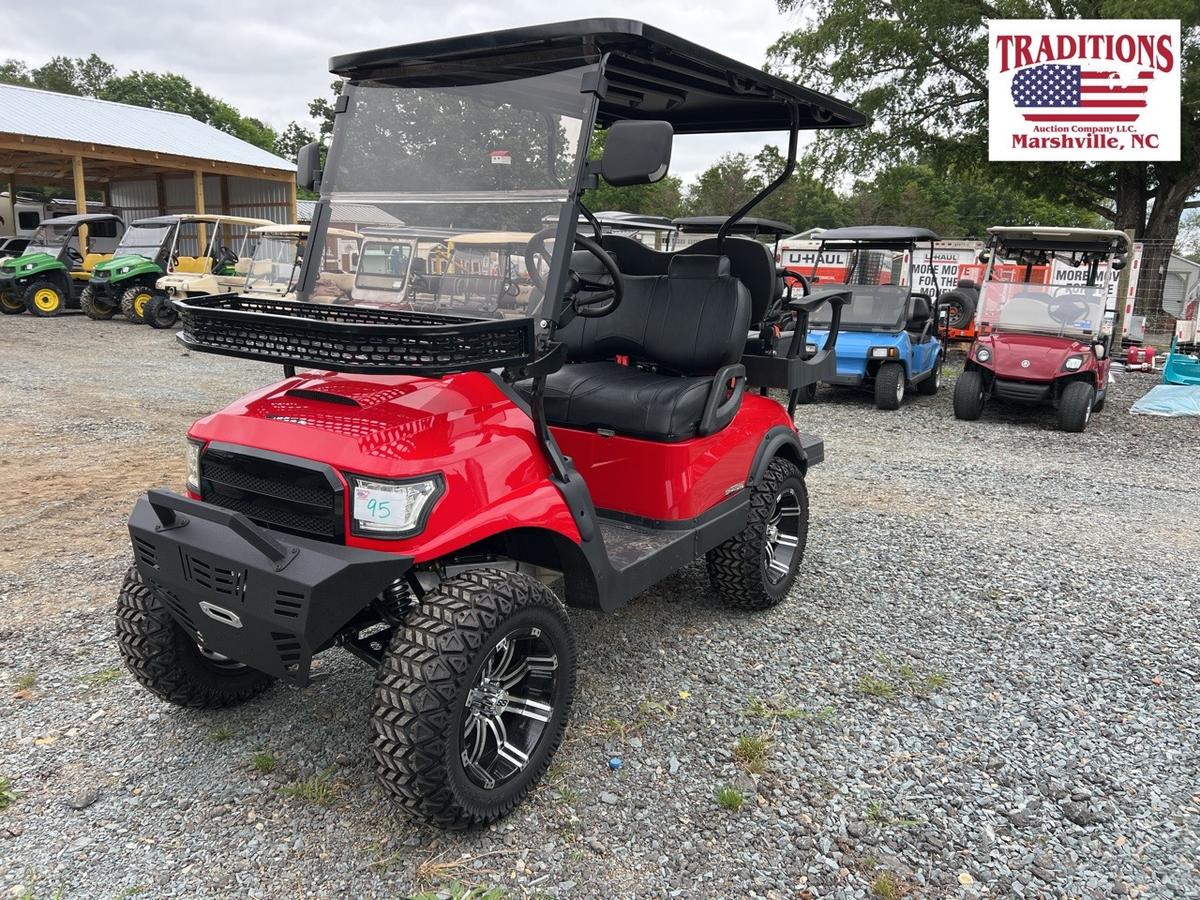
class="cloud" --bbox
[0,1,816,180]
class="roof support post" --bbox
[193,170,207,256]
[288,177,298,225]
[154,174,167,215]
[72,155,88,256]
[716,103,800,251]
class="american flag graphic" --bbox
[1011,63,1151,123]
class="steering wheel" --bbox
[214,246,238,271]
[525,227,624,318]
[65,247,83,268]
[1048,295,1090,326]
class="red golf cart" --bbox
[116,19,858,828]
[953,226,1131,432]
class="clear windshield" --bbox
[809,248,909,331]
[245,235,304,296]
[979,283,1107,337]
[116,223,173,259]
[26,222,75,255]
[303,64,596,321]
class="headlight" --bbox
[185,440,202,493]
[1064,355,1084,370]
[805,343,818,355]
[118,266,130,275]
[976,347,991,363]
[349,474,444,538]
[23,263,34,271]
[869,346,898,359]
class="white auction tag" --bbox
[354,485,408,528]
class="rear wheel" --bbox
[953,369,986,420]
[116,566,274,708]
[792,382,818,405]
[24,280,66,317]
[874,362,905,410]
[707,457,808,611]
[144,294,178,329]
[120,286,154,324]
[916,355,943,395]
[1057,381,1095,433]
[372,569,575,828]
[0,289,24,315]
[80,286,116,320]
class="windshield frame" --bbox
[25,222,77,257]
[115,222,177,261]
[296,58,602,326]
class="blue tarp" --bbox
[1130,384,1200,417]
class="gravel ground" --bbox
[2,315,1198,899]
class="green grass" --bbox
[715,784,744,811]
[857,674,896,699]
[857,656,948,701]
[866,800,922,829]
[0,776,15,810]
[210,725,234,742]
[84,667,123,686]
[409,882,507,900]
[745,694,805,721]
[15,672,36,692]
[281,770,337,805]
[732,732,771,774]
[250,752,277,773]
[870,871,904,900]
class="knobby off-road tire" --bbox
[120,286,154,324]
[116,566,274,708]
[916,355,943,396]
[706,457,809,611]
[0,288,25,314]
[371,569,576,829]
[874,361,906,410]
[80,285,116,320]
[953,369,986,420]
[23,280,65,317]
[144,294,179,329]
[1057,381,1095,433]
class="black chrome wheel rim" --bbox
[763,487,802,584]
[460,628,559,790]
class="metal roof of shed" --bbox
[0,82,293,173]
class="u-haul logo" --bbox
[988,19,1181,162]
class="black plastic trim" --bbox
[748,426,820,483]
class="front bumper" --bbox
[129,490,409,686]
[825,372,866,386]
[991,378,1051,404]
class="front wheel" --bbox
[116,567,274,708]
[372,569,576,828]
[24,280,66,317]
[874,361,906,410]
[706,457,809,611]
[120,286,155,324]
[144,294,179,329]
[1092,389,1107,413]
[80,286,116,320]
[953,369,986,420]
[1,288,25,315]
[1057,381,1095,433]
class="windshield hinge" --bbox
[334,95,349,114]
[581,70,609,98]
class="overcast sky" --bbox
[0,0,813,183]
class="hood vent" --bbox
[285,388,360,407]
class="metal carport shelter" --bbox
[0,83,296,253]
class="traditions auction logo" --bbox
[988,19,1181,161]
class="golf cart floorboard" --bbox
[597,516,689,573]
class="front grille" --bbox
[200,446,341,542]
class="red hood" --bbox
[975,332,1095,382]
[188,370,531,479]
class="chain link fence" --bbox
[1128,237,1198,345]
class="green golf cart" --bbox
[81,215,181,321]
[0,214,124,316]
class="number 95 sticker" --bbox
[354,485,409,528]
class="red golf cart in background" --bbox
[116,20,857,828]
[953,226,1131,432]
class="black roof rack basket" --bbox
[175,294,536,376]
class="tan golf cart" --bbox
[242,223,363,302]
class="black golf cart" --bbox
[117,19,859,828]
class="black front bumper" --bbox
[992,378,1052,404]
[129,490,409,685]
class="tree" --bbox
[275,122,316,163]
[686,153,757,215]
[769,0,1200,314]
[0,53,114,95]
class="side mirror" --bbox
[1094,342,1106,359]
[599,121,673,187]
[297,142,322,192]
[1111,255,1127,271]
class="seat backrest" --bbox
[560,254,751,375]
[681,236,780,325]
[598,234,673,276]
[81,253,107,272]
[907,294,932,331]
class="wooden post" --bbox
[220,175,232,246]
[1113,227,1137,346]
[5,174,14,231]
[287,177,297,225]
[155,174,166,215]
[193,170,207,258]
[72,155,88,256]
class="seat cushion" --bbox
[534,361,714,442]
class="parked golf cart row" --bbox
[0,213,272,322]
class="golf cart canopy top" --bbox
[175,214,274,227]
[590,211,676,231]
[987,226,1132,255]
[814,225,941,248]
[329,19,865,134]
[674,216,795,237]
[449,231,536,246]
[254,224,362,240]
[129,215,182,226]
[38,213,123,228]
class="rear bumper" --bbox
[991,378,1051,404]
[129,490,409,686]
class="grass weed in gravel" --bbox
[1,321,1198,897]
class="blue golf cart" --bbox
[798,226,945,409]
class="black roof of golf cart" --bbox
[674,216,795,238]
[329,19,866,133]
[814,226,940,248]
